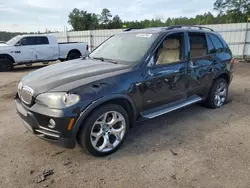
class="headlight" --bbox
[35,92,80,109]
[18,81,22,90]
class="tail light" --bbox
[231,57,235,65]
[86,44,89,51]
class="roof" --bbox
[122,25,215,34]
[19,34,53,37]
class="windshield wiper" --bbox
[92,57,118,64]
[93,57,104,61]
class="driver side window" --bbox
[152,32,185,66]
[20,37,37,46]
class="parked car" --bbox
[0,41,5,44]
[15,25,234,156]
[0,34,89,71]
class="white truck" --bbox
[0,34,89,71]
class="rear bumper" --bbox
[230,72,233,84]
[15,98,76,149]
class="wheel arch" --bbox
[73,94,137,138]
[0,53,15,63]
[215,72,230,84]
[67,49,82,58]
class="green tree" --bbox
[110,15,123,29]
[68,8,100,30]
[99,8,112,27]
[66,1,250,32]
[90,13,100,29]
[214,0,250,22]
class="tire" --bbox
[67,51,81,60]
[204,78,228,109]
[0,58,13,72]
[77,104,129,156]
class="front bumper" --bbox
[15,98,76,149]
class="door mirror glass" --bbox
[15,41,21,46]
[147,54,156,67]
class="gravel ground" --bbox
[0,62,250,188]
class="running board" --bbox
[141,95,202,119]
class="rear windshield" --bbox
[89,33,159,65]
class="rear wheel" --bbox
[67,51,81,60]
[77,104,129,156]
[0,58,13,72]
[205,78,228,109]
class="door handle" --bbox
[145,82,157,90]
[151,70,179,77]
[189,61,199,69]
[190,64,199,68]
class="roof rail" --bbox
[166,25,214,32]
[123,28,141,32]
[123,28,132,31]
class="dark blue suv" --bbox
[15,25,234,156]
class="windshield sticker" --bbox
[136,34,152,38]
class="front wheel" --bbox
[77,104,129,156]
[205,78,228,109]
[0,58,13,72]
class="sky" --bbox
[0,0,216,32]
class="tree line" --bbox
[1,0,249,41]
[68,0,250,31]
[0,31,55,42]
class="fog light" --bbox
[48,119,56,129]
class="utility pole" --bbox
[242,16,249,59]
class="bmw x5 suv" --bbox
[15,25,234,156]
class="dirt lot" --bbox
[0,62,250,188]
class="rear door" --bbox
[207,33,233,72]
[35,36,58,61]
[187,32,216,97]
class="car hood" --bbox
[21,59,131,96]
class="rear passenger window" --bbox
[189,33,208,58]
[37,37,49,45]
[206,35,216,54]
[208,34,224,52]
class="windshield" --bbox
[6,36,22,46]
[89,33,159,65]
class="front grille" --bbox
[18,85,34,105]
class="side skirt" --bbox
[140,95,203,119]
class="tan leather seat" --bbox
[190,44,206,58]
[156,39,180,65]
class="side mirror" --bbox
[15,42,21,46]
[146,54,156,67]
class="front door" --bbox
[142,32,188,110]
[14,37,37,63]
[143,62,188,110]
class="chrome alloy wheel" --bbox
[214,82,227,107]
[90,111,126,152]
